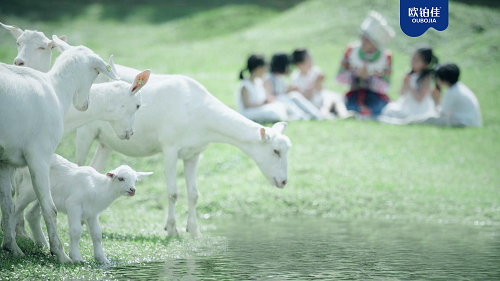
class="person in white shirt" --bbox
[379,46,439,123]
[264,53,323,121]
[236,54,288,123]
[290,48,350,119]
[406,63,482,127]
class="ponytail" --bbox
[239,69,246,80]
[414,46,439,90]
[239,54,266,80]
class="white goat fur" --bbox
[14,154,152,264]
[77,76,291,238]
[0,23,149,139]
[14,79,148,239]
[1,25,151,239]
[2,26,292,239]
[0,35,119,262]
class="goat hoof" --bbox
[69,255,83,264]
[97,258,111,265]
[55,252,73,264]
[2,243,25,257]
[166,228,179,238]
[186,225,201,238]
[189,230,202,239]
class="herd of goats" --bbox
[0,23,291,264]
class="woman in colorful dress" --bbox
[336,11,395,119]
[236,54,288,123]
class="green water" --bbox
[109,219,500,280]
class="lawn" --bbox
[0,0,499,279]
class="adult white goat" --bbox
[0,35,119,262]
[1,24,150,238]
[1,23,149,139]
[0,23,66,72]
[14,154,152,264]
[14,73,150,239]
[76,77,291,238]
[2,27,292,238]
[63,70,149,138]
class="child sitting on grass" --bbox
[406,63,482,127]
[379,46,439,123]
[290,48,350,119]
[264,53,323,120]
[236,54,288,123]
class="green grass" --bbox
[1,0,499,279]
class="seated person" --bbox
[291,48,350,119]
[336,11,395,119]
[236,54,288,123]
[406,63,482,127]
[379,46,439,123]
[264,53,323,121]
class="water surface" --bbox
[110,219,500,280]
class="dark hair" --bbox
[411,46,439,90]
[239,54,266,80]
[291,48,309,64]
[270,53,291,74]
[435,63,460,85]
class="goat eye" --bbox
[17,43,20,46]
[118,177,124,181]
[136,105,140,109]
[38,47,45,50]
[274,149,280,157]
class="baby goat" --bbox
[13,154,152,264]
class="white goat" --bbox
[0,35,119,262]
[0,23,66,72]
[76,76,291,238]
[63,71,149,138]
[14,154,152,264]
[15,75,150,239]
[3,28,292,239]
[0,23,149,138]
[1,24,150,238]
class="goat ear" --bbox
[48,35,67,51]
[136,172,153,181]
[106,173,115,179]
[49,35,70,52]
[271,122,287,134]
[130,69,151,94]
[58,35,67,42]
[94,54,120,81]
[259,128,270,142]
[0,22,23,39]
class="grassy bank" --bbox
[0,0,499,279]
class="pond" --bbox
[109,219,499,280]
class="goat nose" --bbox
[282,180,287,186]
[14,59,24,66]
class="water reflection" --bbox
[110,219,500,280]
